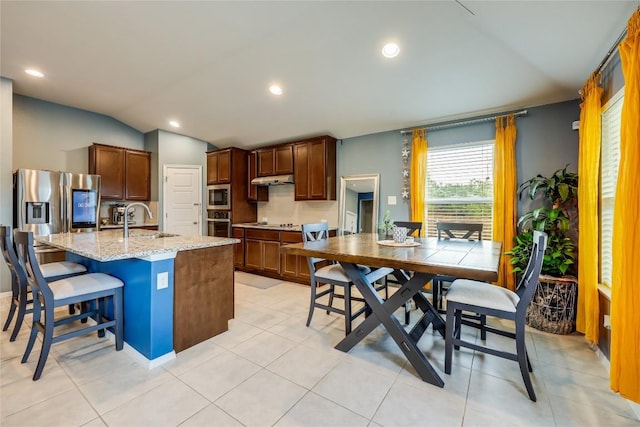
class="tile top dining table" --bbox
[280,232,502,387]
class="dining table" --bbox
[280,232,501,387]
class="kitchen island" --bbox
[35,229,238,366]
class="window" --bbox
[425,141,494,238]
[600,91,623,288]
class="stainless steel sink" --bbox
[137,232,179,239]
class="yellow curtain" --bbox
[576,73,602,343]
[611,7,640,404]
[493,115,517,290]
[411,129,427,236]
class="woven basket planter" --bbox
[526,274,577,335]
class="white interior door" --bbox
[163,165,202,236]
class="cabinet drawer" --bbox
[232,227,244,238]
[245,229,280,241]
[281,231,302,243]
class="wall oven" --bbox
[207,210,231,238]
[207,184,231,210]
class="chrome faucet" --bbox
[123,202,153,238]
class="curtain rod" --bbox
[594,27,627,77]
[399,110,528,135]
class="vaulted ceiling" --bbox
[2,1,636,148]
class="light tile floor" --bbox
[1,274,638,427]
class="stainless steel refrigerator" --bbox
[14,169,101,256]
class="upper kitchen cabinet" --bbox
[293,135,337,201]
[89,143,151,201]
[206,149,231,184]
[247,151,268,202]
[256,144,293,177]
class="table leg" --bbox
[409,273,447,341]
[337,263,444,387]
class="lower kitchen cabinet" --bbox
[235,227,334,284]
[245,229,280,274]
[232,227,245,268]
[280,231,310,283]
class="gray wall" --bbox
[151,130,209,233]
[13,95,144,173]
[1,78,13,291]
[337,99,580,226]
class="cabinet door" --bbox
[257,148,275,176]
[308,139,327,199]
[275,145,293,174]
[232,228,244,268]
[247,151,268,202]
[217,150,231,183]
[91,145,125,200]
[125,149,151,201]
[245,239,262,269]
[207,152,219,184]
[293,143,309,200]
[263,240,280,273]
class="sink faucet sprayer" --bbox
[123,203,153,238]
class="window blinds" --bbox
[426,142,494,238]
[600,93,623,287]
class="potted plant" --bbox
[380,210,394,238]
[506,165,578,334]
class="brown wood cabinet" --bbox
[173,245,234,352]
[247,151,268,202]
[256,145,293,177]
[244,229,280,274]
[232,227,245,268]
[293,136,336,201]
[206,149,231,184]
[205,148,258,224]
[89,143,151,201]
[280,231,310,283]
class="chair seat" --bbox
[315,264,370,282]
[40,261,87,279]
[50,273,124,301]
[446,279,519,313]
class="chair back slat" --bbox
[437,222,483,240]
[13,231,54,303]
[516,231,548,309]
[301,222,332,268]
[393,221,422,237]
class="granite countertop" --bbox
[99,223,159,230]
[35,229,239,262]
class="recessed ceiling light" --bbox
[269,84,283,96]
[382,43,400,58]
[169,120,180,128]
[25,69,44,78]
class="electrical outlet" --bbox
[157,272,169,290]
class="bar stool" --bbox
[1,225,88,341]
[14,230,124,380]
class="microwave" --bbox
[207,184,231,210]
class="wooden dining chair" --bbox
[14,230,124,380]
[445,231,547,401]
[302,222,392,335]
[1,225,88,342]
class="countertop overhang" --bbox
[35,229,239,262]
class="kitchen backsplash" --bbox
[257,185,338,226]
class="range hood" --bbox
[251,174,294,186]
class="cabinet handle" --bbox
[193,221,198,225]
